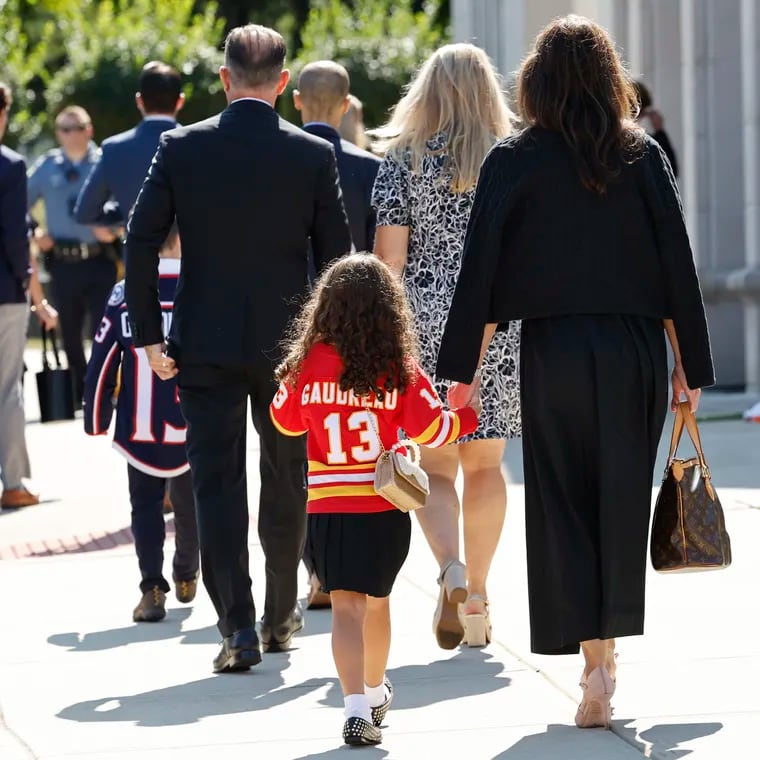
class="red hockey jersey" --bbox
[269,342,478,514]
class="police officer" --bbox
[27,106,120,403]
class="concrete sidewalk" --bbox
[1,357,758,759]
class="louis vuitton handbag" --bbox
[650,401,732,572]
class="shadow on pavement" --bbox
[490,721,723,759]
[292,748,389,759]
[57,654,295,726]
[615,719,723,758]
[297,607,333,637]
[47,607,219,651]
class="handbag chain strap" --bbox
[362,394,422,465]
[668,401,710,479]
[41,327,62,371]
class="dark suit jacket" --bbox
[74,118,177,224]
[0,146,30,304]
[125,100,351,368]
[303,123,380,252]
[437,128,714,390]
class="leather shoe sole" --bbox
[213,647,262,673]
[261,616,304,653]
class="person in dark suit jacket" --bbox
[125,25,351,673]
[294,61,381,253]
[74,62,185,226]
[292,61,381,609]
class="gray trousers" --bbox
[0,303,31,491]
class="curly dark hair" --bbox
[517,15,645,193]
[276,254,419,399]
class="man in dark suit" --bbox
[294,61,381,253]
[293,61,381,609]
[74,62,184,225]
[0,82,35,509]
[125,25,351,673]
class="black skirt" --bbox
[307,510,411,598]
[520,315,668,655]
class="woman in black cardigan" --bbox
[437,15,714,729]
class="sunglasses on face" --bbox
[57,124,89,134]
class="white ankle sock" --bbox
[344,693,371,722]
[364,680,387,708]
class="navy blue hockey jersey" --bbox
[83,258,189,476]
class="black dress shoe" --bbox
[343,716,382,746]
[260,605,304,653]
[213,627,262,673]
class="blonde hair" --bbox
[373,43,514,192]
[339,94,367,149]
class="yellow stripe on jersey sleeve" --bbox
[269,408,307,437]
[414,416,442,446]
[308,484,377,501]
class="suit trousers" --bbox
[178,363,307,637]
[49,256,116,403]
[127,465,199,593]
[0,303,31,491]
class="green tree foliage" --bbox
[46,0,226,144]
[287,0,449,128]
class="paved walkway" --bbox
[1,353,758,759]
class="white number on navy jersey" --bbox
[93,316,112,344]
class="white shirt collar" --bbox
[142,115,177,123]
[158,258,181,275]
[231,97,273,109]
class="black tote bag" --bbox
[36,328,75,422]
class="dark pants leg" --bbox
[249,364,307,627]
[84,257,117,338]
[179,368,254,637]
[169,469,200,581]
[50,260,87,403]
[127,464,170,593]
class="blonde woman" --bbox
[371,44,520,650]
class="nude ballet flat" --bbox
[433,559,467,649]
[461,594,492,647]
[575,666,615,729]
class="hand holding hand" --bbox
[466,387,482,417]
[671,363,700,413]
[146,343,178,380]
[448,379,478,409]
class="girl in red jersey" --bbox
[270,254,480,747]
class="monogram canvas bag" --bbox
[650,402,732,572]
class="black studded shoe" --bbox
[370,677,393,727]
[342,716,382,746]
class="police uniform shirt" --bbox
[27,143,100,243]
[82,258,188,476]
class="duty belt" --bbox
[51,241,109,262]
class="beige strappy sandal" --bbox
[461,594,492,647]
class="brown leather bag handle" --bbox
[667,401,712,480]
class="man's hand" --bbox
[34,229,54,252]
[145,343,178,380]
[92,226,118,244]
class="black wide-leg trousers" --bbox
[520,315,668,655]
[179,363,307,638]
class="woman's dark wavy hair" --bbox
[276,253,419,399]
[517,15,645,193]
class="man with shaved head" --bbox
[125,24,351,673]
[295,61,381,254]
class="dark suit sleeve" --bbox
[0,158,31,284]
[642,140,714,388]
[74,153,118,224]
[125,139,174,347]
[436,147,514,383]
[310,147,351,273]
[652,129,679,178]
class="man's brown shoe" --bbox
[1,485,40,509]
[307,573,331,609]
[175,573,199,604]
[133,586,166,622]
